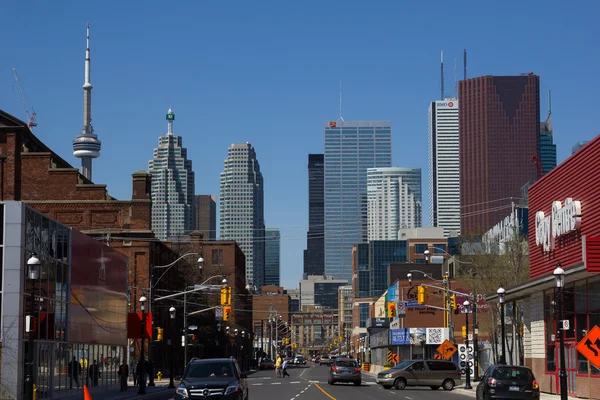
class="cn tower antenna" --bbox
[463,49,467,80]
[440,51,445,100]
[339,80,344,122]
[454,56,457,98]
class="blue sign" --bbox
[387,282,398,303]
[406,302,420,307]
[391,328,410,345]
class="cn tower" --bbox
[72,22,101,181]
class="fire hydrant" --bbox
[157,371,163,381]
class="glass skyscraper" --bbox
[324,120,392,282]
[265,228,280,286]
[220,143,265,285]
[355,241,407,299]
[149,108,195,240]
[304,154,324,276]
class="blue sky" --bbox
[2,1,599,289]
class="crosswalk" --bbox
[247,377,377,386]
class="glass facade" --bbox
[540,129,557,175]
[356,241,407,299]
[314,282,346,310]
[324,121,392,282]
[304,154,325,276]
[264,228,280,286]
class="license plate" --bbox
[509,386,519,391]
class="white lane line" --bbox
[262,377,272,380]
[405,397,412,399]
[252,383,263,386]
[309,380,320,383]
[272,382,282,385]
[291,381,301,384]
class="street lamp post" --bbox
[168,306,176,389]
[497,285,506,365]
[138,296,148,394]
[24,255,40,400]
[554,265,567,400]
[463,300,472,390]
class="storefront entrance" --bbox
[553,343,577,396]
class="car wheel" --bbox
[328,379,334,385]
[442,379,455,391]
[394,378,406,390]
[430,386,440,390]
[354,380,361,386]
[382,385,392,389]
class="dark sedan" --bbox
[174,358,249,400]
[328,358,361,386]
[476,365,539,400]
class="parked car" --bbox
[319,355,332,366]
[174,358,248,400]
[259,359,275,370]
[376,360,462,391]
[294,356,306,365]
[328,358,361,386]
[476,365,539,400]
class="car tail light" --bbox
[356,368,361,372]
[532,380,539,390]
[488,378,497,388]
[458,370,462,376]
[331,367,337,371]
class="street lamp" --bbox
[554,264,567,400]
[25,255,40,400]
[497,285,506,365]
[168,306,176,389]
[407,273,412,284]
[463,300,472,390]
[424,249,430,263]
[138,296,147,394]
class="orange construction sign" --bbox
[436,339,458,360]
[391,353,398,363]
[576,325,600,369]
[434,353,442,360]
[84,385,92,400]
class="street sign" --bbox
[562,320,570,330]
[397,301,406,316]
[468,334,473,341]
[436,339,458,360]
[576,325,600,369]
[215,306,223,321]
[391,353,399,363]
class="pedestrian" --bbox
[118,360,129,391]
[68,356,81,389]
[89,360,99,387]
[281,359,290,378]
[131,361,137,386]
[275,355,282,378]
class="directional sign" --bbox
[391,353,399,363]
[436,339,458,360]
[576,325,600,368]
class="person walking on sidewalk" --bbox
[118,360,129,391]
[281,359,290,378]
[275,355,282,378]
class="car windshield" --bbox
[335,359,357,368]
[492,367,533,381]
[185,362,234,379]
[393,361,413,370]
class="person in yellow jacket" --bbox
[275,355,282,378]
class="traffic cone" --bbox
[83,385,92,400]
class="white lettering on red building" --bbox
[535,198,582,252]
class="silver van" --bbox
[376,360,462,390]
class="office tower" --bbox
[572,141,589,155]
[459,75,540,234]
[303,154,324,276]
[324,120,392,282]
[367,167,422,240]
[220,143,265,286]
[539,91,556,175]
[148,108,195,240]
[265,228,280,286]
[428,99,460,237]
[72,23,101,181]
[194,195,216,240]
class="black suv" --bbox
[174,358,249,399]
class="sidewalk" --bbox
[59,381,171,400]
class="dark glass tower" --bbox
[304,154,324,276]
[539,91,557,175]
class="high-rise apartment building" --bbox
[194,195,216,240]
[265,228,280,286]
[303,154,324,276]
[539,91,556,175]
[459,75,540,234]
[367,167,422,240]
[220,143,265,285]
[428,99,460,237]
[149,109,195,240]
[324,121,392,282]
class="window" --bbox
[433,245,447,254]
[212,249,224,266]
[408,361,425,372]
[415,244,428,254]
[427,361,457,371]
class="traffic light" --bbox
[450,294,457,310]
[157,327,163,341]
[418,286,428,304]
[462,325,467,338]
[388,302,396,318]
[220,286,232,305]
[223,306,231,321]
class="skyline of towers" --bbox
[324,120,392,282]
[148,108,196,240]
[367,167,422,241]
[220,143,265,286]
[195,195,217,240]
[304,154,325,277]
[428,98,460,237]
[459,74,540,234]
[72,22,101,181]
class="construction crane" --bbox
[12,68,37,129]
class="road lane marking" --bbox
[405,397,412,399]
[300,369,307,377]
[291,381,301,383]
[272,382,282,385]
[314,383,336,400]
[309,380,320,383]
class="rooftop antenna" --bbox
[453,56,457,98]
[548,90,552,116]
[339,80,344,121]
[440,51,444,100]
[463,49,467,80]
